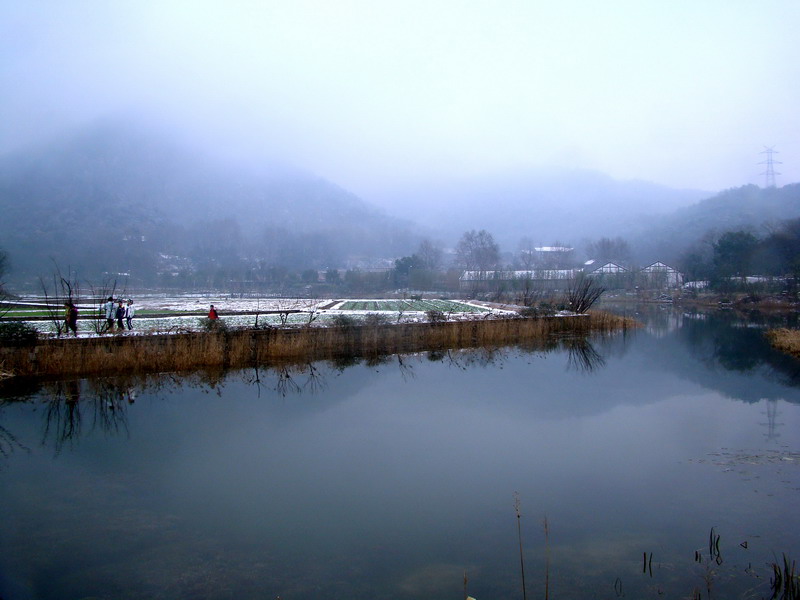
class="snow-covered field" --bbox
[9,294,518,338]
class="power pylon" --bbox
[759,146,781,188]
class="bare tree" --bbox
[87,276,118,334]
[585,237,631,266]
[516,237,536,269]
[39,262,80,337]
[417,238,443,271]
[564,273,605,313]
[456,229,500,271]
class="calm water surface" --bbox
[1,307,799,599]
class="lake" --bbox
[1,306,798,599]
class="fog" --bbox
[2,0,799,206]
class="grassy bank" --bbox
[0,312,635,378]
[765,328,800,358]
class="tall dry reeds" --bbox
[0,312,638,378]
[766,328,800,358]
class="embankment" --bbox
[1,312,636,378]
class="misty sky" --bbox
[2,1,798,202]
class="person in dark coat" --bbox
[115,300,126,331]
[64,301,79,337]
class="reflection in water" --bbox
[0,310,798,600]
[40,379,132,455]
[0,338,613,457]
[0,422,29,464]
[564,337,606,373]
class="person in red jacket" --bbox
[208,305,219,320]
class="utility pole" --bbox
[759,146,781,188]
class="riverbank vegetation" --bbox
[766,328,800,358]
[0,311,635,379]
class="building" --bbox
[640,261,683,288]
[459,269,579,291]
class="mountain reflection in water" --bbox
[0,307,798,600]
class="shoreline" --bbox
[0,312,636,379]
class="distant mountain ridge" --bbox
[633,183,800,264]
[374,168,710,250]
[0,122,418,285]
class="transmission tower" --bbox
[759,146,781,188]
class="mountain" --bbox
[632,183,800,264]
[374,168,709,250]
[0,122,418,287]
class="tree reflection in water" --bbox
[563,337,606,373]
[41,378,133,455]
[2,337,615,459]
[0,422,29,464]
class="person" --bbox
[103,296,115,332]
[115,300,126,331]
[125,299,135,330]
[64,301,79,337]
[208,304,219,320]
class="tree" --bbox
[516,237,536,269]
[585,237,631,265]
[416,239,443,271]
[455,230,500,271]
[392,255,425,287]
[564,273,605,313]
[713,230,758,282]
[324,268,341,284]
[301,269,318,284]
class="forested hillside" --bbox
[633,184,800,264]
[0,123,418,287]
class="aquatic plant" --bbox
[513,492,527,600]
[770,554,799,600]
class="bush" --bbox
[364,313,390,327]
[517,306,540,318]
[199,317,229,332]
[426,309,447,322]
[331,314,358,329]
[0,321,39,345]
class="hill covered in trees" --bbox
[633,183,800,265]
[0,122,418,287]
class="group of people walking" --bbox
[103,297,135,333]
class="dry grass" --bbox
[766,328,800,358]
[0,312,639,378]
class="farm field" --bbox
[332,299,489,313]
[3,295,514,337]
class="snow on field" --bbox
[10,294,519,338]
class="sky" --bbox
[2,0,799,202]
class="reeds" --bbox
[513,492,527,600]
[766,328,800,358]
[0,312,638,378]
[771,554,799,600]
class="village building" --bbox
[459,259,685,293]
[639,261,684,288]
[459,269,579,292]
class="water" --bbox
[1,307,799,599]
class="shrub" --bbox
[426,309,447,322]
[364,313,390,327]
[331,314,358,329]
[199,317,229,332]
[0,321,39,345]
[518,306,540,318]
